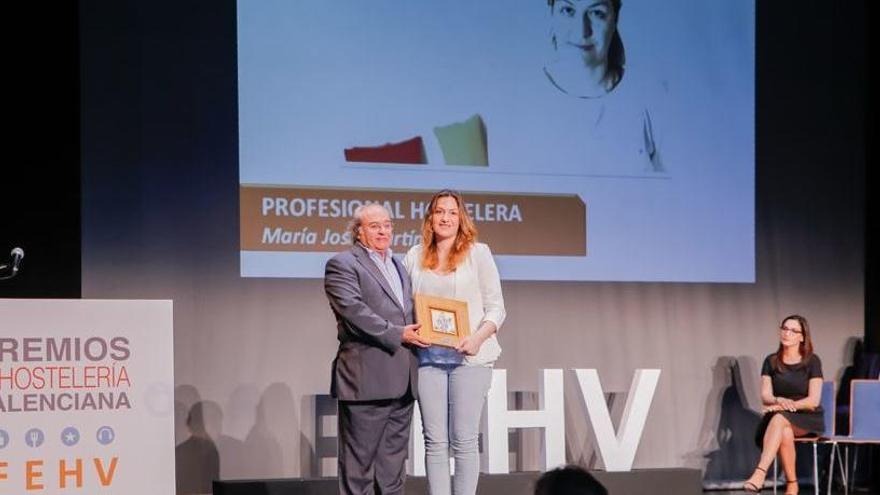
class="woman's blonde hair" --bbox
[420,190,478,271]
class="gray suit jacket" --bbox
[324,244,418,401]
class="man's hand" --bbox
[402,323,431,348]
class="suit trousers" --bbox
[338,395,414,495]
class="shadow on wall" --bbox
[694,356,762,489]
[174,382,299,493]
[241,382,297,478]
[834,337,866,435]
[175,398,220,494]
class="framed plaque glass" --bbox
[414,294,470,348]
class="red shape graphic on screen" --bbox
[344,136,427,164]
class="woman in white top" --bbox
[403,189,506,495]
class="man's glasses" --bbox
[364,222,394,232]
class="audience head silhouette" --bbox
[535,465,609,495]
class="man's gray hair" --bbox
[347,203,390,245]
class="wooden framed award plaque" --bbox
[414,294,470,348]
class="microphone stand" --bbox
[0,263,16,280]
[0,249,23,280]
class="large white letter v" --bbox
[573,369,661,472]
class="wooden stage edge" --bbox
[213,468,702,495]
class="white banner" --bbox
[0,299,174,494]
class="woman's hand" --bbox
[775,397,797,412]
[455,335,483,356]
[762,398,798,413]
[456,321,496,356]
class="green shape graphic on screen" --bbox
[433,114,488,166]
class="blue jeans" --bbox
[418,364,492,495]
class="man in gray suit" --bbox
[324,203,430,495]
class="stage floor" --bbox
[213,469,702,495]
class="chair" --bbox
[824,379,880,495]
[835,351,880,436]
[771,380,835,495]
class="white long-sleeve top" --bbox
[403,242,506,366]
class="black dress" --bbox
[755,353,825,447]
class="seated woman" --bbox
[744,315,824,495]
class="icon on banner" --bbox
[96,426,115,445]
[61,426,80,446]
[0,429,9,449]
[25,428,45,448]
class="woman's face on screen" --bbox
[431,196,461,243]
[550,0,616,70]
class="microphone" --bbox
[10,247,24,274]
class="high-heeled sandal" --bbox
[743,466,766,492]
[784,479,798,495]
